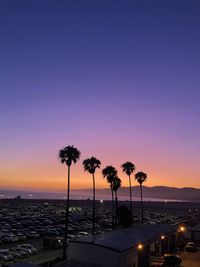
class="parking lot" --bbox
[181,251,200,267]
[1,199,200,266]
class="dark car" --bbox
[43,236,63,249]
[185,242,197,252]
[163,254,182,266]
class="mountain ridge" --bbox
[72,185,200,202]
[0,186,200,201]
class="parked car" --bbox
[29,231,40,238]
[163,254,182,266]
[18,244,37,255]
[0,249,14,261]
[185,242,197,252]
[10,248,29,258]
[8,234,19,242]
[1,235,12,242]
[43,236,63,249]
[78,231,89,236]
[16,233,27,240]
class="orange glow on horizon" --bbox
[1,145,200,191]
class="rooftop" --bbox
[56,259,100,267]
[71,224,177,252]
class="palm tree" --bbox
[135,171,147,223]
[58,145,80,259]
[82,156,101,235]
[112,176,121,228]
[121,161,135,214]
[102,166,117,229]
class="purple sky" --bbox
[0,0,200,191]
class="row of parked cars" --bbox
[0,244,37,262]
[0,203,114,245]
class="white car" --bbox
[18,244,37,255]
[78,231,89,236]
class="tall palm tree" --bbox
[102,166,117,230]
[58,145,80,259]
[135,171,147,224]
[121,161,135,214]
[82,156,101,235]
[112,176,121,228]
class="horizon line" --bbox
[0,185,199,194]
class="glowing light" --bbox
[161,235,165,240]
[138,244,143,250]
[180,226,185,232]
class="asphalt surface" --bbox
[181,251,200,267]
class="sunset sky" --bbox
[0,0,200,192]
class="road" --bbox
[181,251,200,267]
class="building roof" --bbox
[71,224,177,252]
[9,264,40,267]
[56,259,100,267]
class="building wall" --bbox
[68,243,138,267]
[68,231,177,267]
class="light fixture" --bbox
[161,235,165,240]
[180,226,185,232]
[138,243,143,250]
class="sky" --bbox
[0,0,200,192]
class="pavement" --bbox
[181,251,200,267]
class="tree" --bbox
[112,176,121,228]
[102,166,117,229]
[135,171,147,223]
[82,156,101,235]
[58,145,80,259]
[121,161,135,214]
[117,205,133,228]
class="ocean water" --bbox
[0,190,185,202]
[69,192,185,202]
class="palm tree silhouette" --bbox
[135,171,147,224]
[82,156,101,236]
[121,161,135,214]
[112,176,121,228]
[102,166,117,230]
[58,145,80,259]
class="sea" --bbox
[0,189,185,202]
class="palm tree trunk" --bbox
[92,173,95,236]
[115,191,118,229]
[129,175,132,215]
[63,165,70,259]
[111,189,114,230]
[140,183,144,224]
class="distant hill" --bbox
[72,186,200,202]
[0,186,200,201]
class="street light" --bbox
[180,226,185,232]
[137,243,143,250]
[161,235,165,240]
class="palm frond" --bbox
[135,171,147,185]
[58,145,81,166]
[121,161,135,176]
[82,156,101,174]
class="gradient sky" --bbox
[0,0,200,191]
